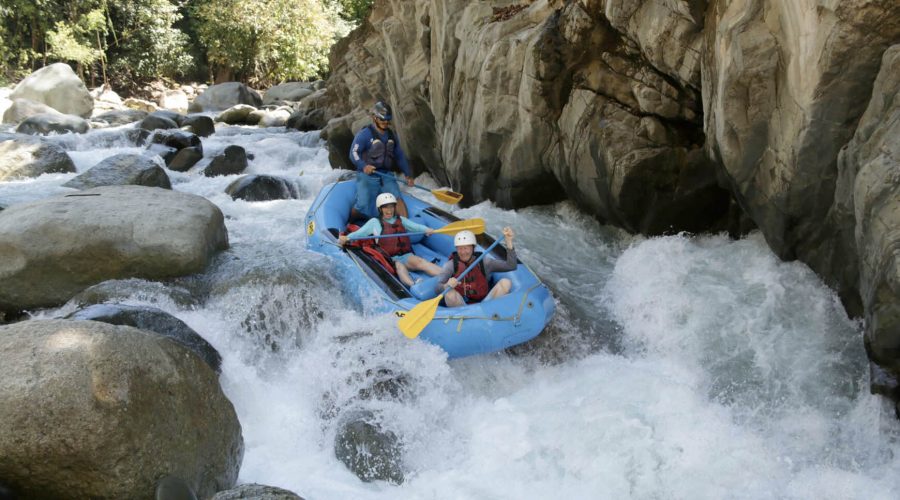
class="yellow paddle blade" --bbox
[432,189,463,204]
[398,295,442,339]
[433,218,485,236]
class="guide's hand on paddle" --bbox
[446,277,459,289]
[364,165,376,174]
[338,235,349,246]
[425,228,434,236]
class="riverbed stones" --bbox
[0,132,76,180]
[0,319,243,499]
[0,185,228,312]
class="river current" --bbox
[2,124,899,499]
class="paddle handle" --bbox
[440,239,502,296]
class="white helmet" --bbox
[376,193,398,208]
[454,230,477,247]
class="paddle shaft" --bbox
[349,230,426,241]
[440,239,503,297]
[371,170,426,192]
[371,170,460,195]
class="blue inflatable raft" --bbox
[304,179,555,358]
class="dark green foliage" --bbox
[0,0,367,89]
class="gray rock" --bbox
[151,129,202,151]
[9,63,93,117]
[334,411,404,484]
[225,175,300,201]
[0,186,228,312]
[190,82,262,112]
[182,115,215,137]
[702,0,900,298]
[257,107,291,127]
[204,145,248,177]
[15,112,90,135]
[0,132,76,180]
[156,475,197,500]
[286,108,326,131]
[834,45,900,382]
[169,147,204,172]
[140,113,179,132]
[216,105,260,125]
[70,278,199,308]
[2,97,61,124]
[0,319,242,499]
[63,153,171,189]
[263,82,315,105]
[93,108,148,126]
[65,303,222,373]
[211,484,304,500]
[147,143,179,165]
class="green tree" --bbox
[327,0,373,24]
[191,0,350,85]
[105,0,193,90]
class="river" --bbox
[2,123,899,499]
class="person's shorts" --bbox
[391,252,413,265]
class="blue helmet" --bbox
[372,101,392,121]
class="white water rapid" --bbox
[4,123,899,499]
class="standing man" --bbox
[349,101,415,220]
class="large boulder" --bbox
[832,45,900,395]
[702,0,900,306]
[0,319,242,499]
[0,132,76,180]
[65,303,222,373]
[2,97,61,124]
[16,112,91,135]
[263,82,315,105]
[190,82,262,112]
[0,186,228,312]
[63,153,171,189]
[9,63,93,118]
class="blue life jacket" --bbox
[362,124,396,171]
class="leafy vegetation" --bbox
[0,0,374,89]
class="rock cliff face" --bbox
[322,0,900,404]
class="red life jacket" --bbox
[450,251,489,302]
[343,224,396,275]
[378,217,411,257]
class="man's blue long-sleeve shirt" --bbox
[349,125,412,177]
